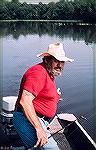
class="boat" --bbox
[57,113,96,150]
[0,96,96,150]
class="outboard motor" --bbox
[0,96,24,149]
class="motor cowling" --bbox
[0,96,24,148]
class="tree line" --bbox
[0,0,96,23]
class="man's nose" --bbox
[57,62,64,69]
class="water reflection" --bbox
[0,21,96,43]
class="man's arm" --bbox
[19,89,48,147]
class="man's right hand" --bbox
[34,127,48,148]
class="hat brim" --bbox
[37,52,74,62]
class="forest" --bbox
[0,0,96,23]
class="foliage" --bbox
[11,0,19,3]
[0,0,96,23]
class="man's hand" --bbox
[34,127,48,148]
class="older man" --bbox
[13,43,73,150]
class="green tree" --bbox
[0,3,10,19]
[0,0,96,22]
[11,0,19,3]
[38,2,48,19]
[0,0,6,4]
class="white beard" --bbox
[52,69,62,76]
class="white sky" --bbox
[7,0,59,4]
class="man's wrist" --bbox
[35,126,43,132]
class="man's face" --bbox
[51,57,65,76]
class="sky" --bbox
[7,0,59,4]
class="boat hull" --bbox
[58,118,96,150]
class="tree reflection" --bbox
[0,21,96,44]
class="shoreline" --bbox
[0,20,96,25]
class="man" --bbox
[13,43,73,150]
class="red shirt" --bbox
[17,63,60,118]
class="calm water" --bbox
[0,21,96,142]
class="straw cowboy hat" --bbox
[37,43,74,62]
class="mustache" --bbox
[54,67,63,71]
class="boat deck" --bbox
[53,133,72,150]
[49,117,72,150]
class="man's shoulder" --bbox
[25,63,47,75]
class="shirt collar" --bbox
[41,62,55,81]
